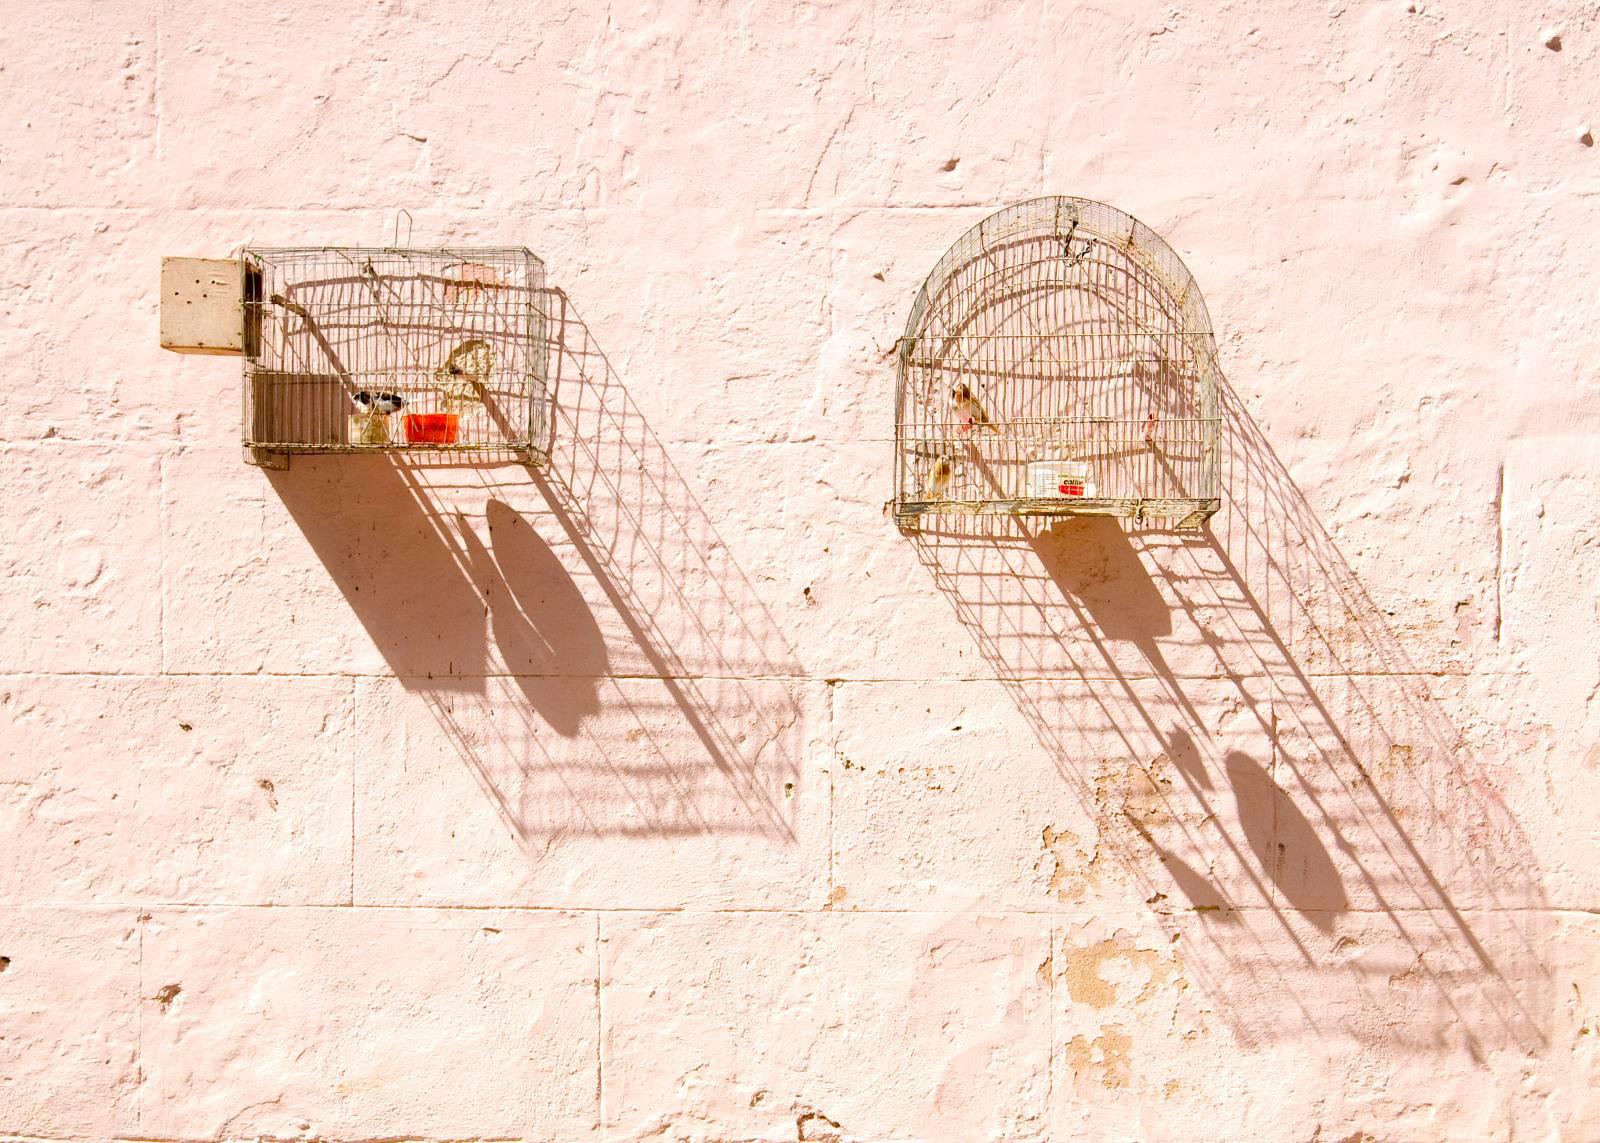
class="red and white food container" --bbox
[1027,461,1097,499]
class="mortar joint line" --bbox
[595,911,605,1128]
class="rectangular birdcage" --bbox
[241,246,550,467]
[891,197,1223,530]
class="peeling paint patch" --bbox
[1096,754,1177,827]
[797,1109,844,1141]
[1038,824,1104,902]
[1388,951,1427,988]
[1065,934,1182,1010]
[1379,744,1413,788]
[1067,1024,1133,1090]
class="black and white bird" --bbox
[353,390,405,416]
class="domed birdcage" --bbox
[890,197,1221,529]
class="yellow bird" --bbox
[923,454,954,499]
[434,338,494,411]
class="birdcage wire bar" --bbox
[241,246,550,467]
[892,198,1222,529]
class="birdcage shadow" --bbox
[909,374,1551,1061]
[263,287,806,846]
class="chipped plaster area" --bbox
[3,0,1600,1141]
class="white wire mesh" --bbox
[892,198,1221,528]
[242,247,549,464]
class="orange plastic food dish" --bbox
[404,413,459,444]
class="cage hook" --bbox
[392,209,413,248]
[1060,219,1094,267]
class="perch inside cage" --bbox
[241,247,550,467]
[891,197,1222,530]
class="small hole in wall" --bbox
[941,158,960,172]
[0,956,11,972]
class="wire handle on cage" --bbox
[392,209,413,248]
[1060,219,1095,267]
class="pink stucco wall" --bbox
[3,2,1598,1139]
